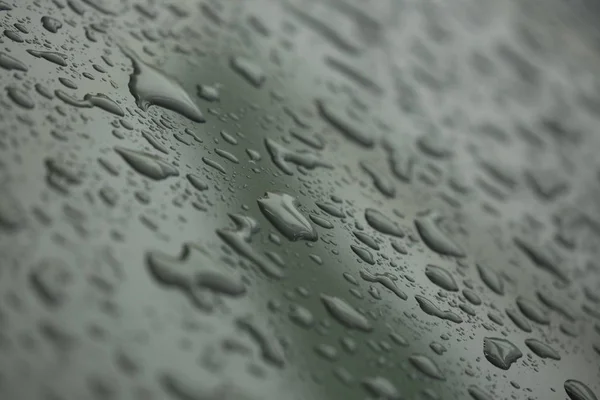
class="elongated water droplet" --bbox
[351,245,374,265]
[360,270,407,300]
[516,296,550,325]
[415,212,465,257]
[409,354,445,380]
[316,98,374,147]
[217,214,283,279]
[257,192,317,242]
[524,339,560,360]
[364,208,403,237]
[124,48,205,123]
[514,237,569,283]
[477,263,504,295]
[230,56,265,88]
[565,380,598,400]
[362,376,400,400]
[321,294,372,332]
[115,147,179,180]
[415,295,462,323]
[264,138,332,175]
[425,265,458,291]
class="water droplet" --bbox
[264,138,332,175]
[351,245,374,265]
[360,270,407,300]
[364,208,403,237]
[409,354,445,380]
[524,339,560,360]
[477,263,504,295]
[29,259,74,307]
[124,48,205,123]
[197,84,220,102]
[483,337,522,370]
[257,192,317,242]
[0,52,27,71]
[27,49,68,66]
[7,86,34,109]
[415,295,462,323]
[362,376,401,400]
[354,231,379,250]
[147,243,245,311]
[289,304,314,328]
[316,98,374,147]
[309,215,333,229]
[230,56,265,88]
[360,161,395,198]
[425,265,458,291]
[186,174,208,191]
[537,290,576,321]
[41,16,62,33]
[115,147,179,180]
[506,308,532,332]
[236,316,285,368]
[415,212,465,257]
[430,342,447,355]
[514,237,569,283]
[516,296,550,325]
[463,289,482,305]
[564,380,598,400]
[217,214,283,279]
[321,294,372,332]
[316,202,345,218]
[468,385,493,400]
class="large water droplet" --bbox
[564,380,598,400]
[415,212,465,257]
[257,192,317,242]
[415,295,462,323]
[483,337,522,370]
[477,263,504,295]
[124,48,205,123]
[321,294,372,332]
[147,243,245,311]
[524,339,560,360]
[360,270,407,300]
[115,147,179,180]
[364,208,403,237]
[425,265,458,291]
[264,138,332,175]
[506,308,532,332]
[217,214,283,279]
[513,237,569,283]
[362,376,401,400]
[516,296,550,325]
[409,354,445,380]
[351,245,374,265]
[316,98,374,147]
[230,56,265,88]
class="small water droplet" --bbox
[425,265,458,291]
[115,147,179,180]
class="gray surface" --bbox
[0,0,599,399]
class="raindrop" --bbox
[415,211,465,257]
[351,245,374,265]
[316,98,374,147]
[320,294,372,332]
[415,295,462,323]
[524,339,560,360]
[364,208,403,237]
[115,147,179,180]
[516,296,550,325]
[217,214,283,279]
[425,265,458,291]
[124,48,205,123]
[230,56,265,88]
[409,354,445,380]
[264,138,332,175]
[483,337,522,370]
[564,380,598,400]
[360,270,407,300]
[477,263,504,295]
[257,192,317,242]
